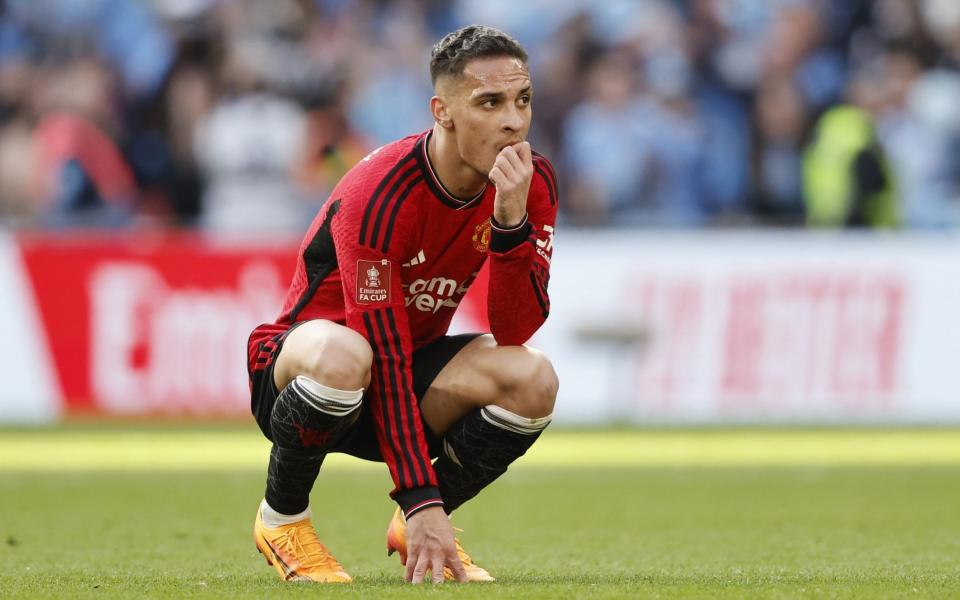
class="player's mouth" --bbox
[498,140,523,151]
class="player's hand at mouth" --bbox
[489,141,533,228]
[405,506,468,584]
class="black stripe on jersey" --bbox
[533,163,557,206]
[367,315,411,487]
[529,272,550,318]
[368,164,419,249]
[369,165,423,252]
[385,308,432,484]
[533,262,550,288]
[367,309,414,488]
[361,311,402,474]
[379,175,423,253]
[532,151,558,191]
[373,309,419,488]
[359,153,418,246]
[289,200,341,323]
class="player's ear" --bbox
[430,96,453,129]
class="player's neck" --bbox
[428,126,486,199]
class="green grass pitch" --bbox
[1,427,959,599]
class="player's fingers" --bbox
[446,549,469,583]
[515,141,533,167]
[501,145,525,173]
[410,553,429,584]
[431,555,445,584]
[488,165,506,187]
[499,144,519,163]
[405,547,419,582]
[499,154,524,181]
[494,154,519,181]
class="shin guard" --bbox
[265,376,363,515]
[434,405,552,513]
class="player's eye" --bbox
[481,98,498,108]
[518,95,531,106]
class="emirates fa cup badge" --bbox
[356,259,391,305]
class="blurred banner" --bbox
[540,232,960,425]
[10,233,293,420]
[2,230,960,424]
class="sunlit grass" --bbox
[2,427,959,598]
[2,428,959,471]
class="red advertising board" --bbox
[18,232,295,415]
[16,232,490,416]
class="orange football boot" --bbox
[253,506,352,583]
[386,507,495,582]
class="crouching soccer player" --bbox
[246,25,559,584]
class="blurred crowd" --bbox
[1,0,959,231]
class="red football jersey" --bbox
[248,130,557,513]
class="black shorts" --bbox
[250,326,482,462]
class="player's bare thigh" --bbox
[419,334,559,436]
[273,319,373,392]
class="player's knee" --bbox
[300,329,372,390]
[499,349,559,418]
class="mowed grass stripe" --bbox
[1,429,959,471]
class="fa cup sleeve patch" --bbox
[356,259,392,305]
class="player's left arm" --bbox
[486,142,558,346]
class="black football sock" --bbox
[264,375,363,516]
[434,405,552,513]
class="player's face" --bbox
[446,56,532,175]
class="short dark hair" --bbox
[430,25,528,85]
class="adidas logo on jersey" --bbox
[402,250,426,268]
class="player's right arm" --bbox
[329,181,467,583]
[328,180,443,518]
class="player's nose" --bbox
[501,104,525,132]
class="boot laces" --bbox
[278,522,343,571]
[451,527,477,567]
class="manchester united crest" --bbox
[472,218,491,253]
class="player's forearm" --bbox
[383,436,443,519]
[347,304,443,516]
[368,390,443,517]
[486,217,551,345]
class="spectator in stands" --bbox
[562,49,655,226]
[803,103,898,228]
[192,42,308,233]
[749,76,809,225]
[346,7,434,145]
[30,58,139,228]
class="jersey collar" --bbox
[416,131,486,210]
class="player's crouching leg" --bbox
[265,328,371,520]
[435,348,558,514]
[396,348,557,582]
[255,325,371,583]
